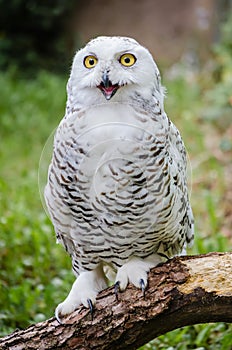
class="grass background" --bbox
[0,54,231,348]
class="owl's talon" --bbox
[114,281,120,301]
[87,298,94,321]
[139,278,146,299]
[55,308,67,326]
[55,312,63,325]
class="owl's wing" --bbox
[168,118,194,249]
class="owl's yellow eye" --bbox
[119,53,136,67]
[84,55,98,69]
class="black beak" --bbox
[97,72,119,100]
[102,71,110,88]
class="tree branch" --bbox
[1,252,232,350]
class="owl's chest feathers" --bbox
[58,102,168,180]
[55,103,176,223]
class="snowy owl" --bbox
[44,36,194,322]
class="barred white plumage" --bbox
[44,36,194,320]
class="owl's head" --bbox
[69,36,164,107]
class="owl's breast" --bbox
[55,102,172,223]
[57,102,166,174]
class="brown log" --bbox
[1,252,232,350]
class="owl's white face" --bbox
[69,36,163,107]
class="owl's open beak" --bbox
[98,72,119,100]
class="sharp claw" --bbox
[87,298,94,321]
[55,308,64,325]
[139,278,146,299]
[114,281,120,301]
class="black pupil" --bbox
[89,58,95,65]
[124,57,131,64]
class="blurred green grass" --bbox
[0,69,231,348]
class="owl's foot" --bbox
[114,254,162,298]
[55,265,107,324]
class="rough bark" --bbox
[1,252,232,350]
